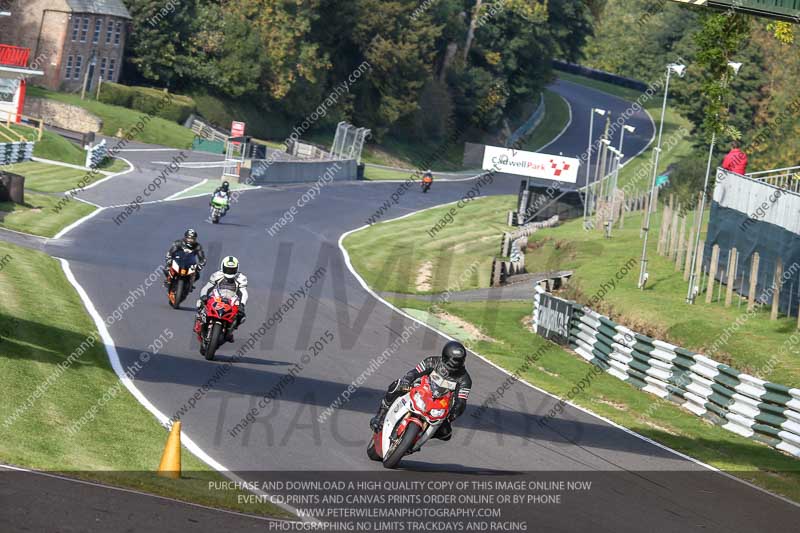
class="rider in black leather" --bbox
[370,341,472,441]
[164,229,207,287]
[211,181,231,215]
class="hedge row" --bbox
[99,82,196,123]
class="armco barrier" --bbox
[532,286,800,458]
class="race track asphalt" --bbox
[3,79,800,531]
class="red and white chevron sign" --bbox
[482,145,580,183]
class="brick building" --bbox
[0,0,130,92]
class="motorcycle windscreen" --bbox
[429,371,457,398]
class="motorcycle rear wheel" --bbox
[383,422,420,469]
[205,322,223,361]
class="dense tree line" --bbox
[582,0,800,174]
[122,0,593,144]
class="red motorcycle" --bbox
[367,372,456,469]
[195,287,240,361]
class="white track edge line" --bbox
[337,205,800,511]
[164,179,208,201]
[56,258,309,520]
[536,92,573,152]
[53,207,105,240]
[82,157,136,191]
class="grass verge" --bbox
[521,89,570,152]
[5,162,100,193]
[343,196,800,503]
[0,241,291,518]
[0,192,95,237]
[28,87,196,149]
[343,196,510,293]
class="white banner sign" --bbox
[483,146,580,183]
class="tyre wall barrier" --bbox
[0,141,34,165]
[532,286,800,458]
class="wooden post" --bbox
[706,244,720,303]
[669,207,680,260]
[692,239,705,297]
[658,204,671,255]
[771,257,783,320]
[618,193,625,229]
[725,248,737,307]
[684,222,695,281]
[748,253,760,311]
[675,216,687,271]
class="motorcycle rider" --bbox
[164,229,206,289]
[421,169,433,188]
[370,340,471,441]
[211,180,231,216]
[194,256,248,342]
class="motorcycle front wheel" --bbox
[170,279,186,309]
[205,322,224,361]
[383,422,420,469]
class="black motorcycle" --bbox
[166,247,198,309]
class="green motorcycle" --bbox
[210,193,229,224]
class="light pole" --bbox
[619,124,636,157]
[638,62,686,289]
[605,146,623,236]
[686,61,743,303]
[583,108,608,228]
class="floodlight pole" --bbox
[638,64,683,289]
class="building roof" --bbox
[65,0,131,19]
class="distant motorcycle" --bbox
[195,287,240,361]
[166,247,198,309]
[210,193,229,224]
[421,179,432,193]
[367,371,456,469]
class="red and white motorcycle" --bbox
[367,371,457,469]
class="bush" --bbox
[191,92,290,140]
[98,82,135,107]
[99,82,196,124]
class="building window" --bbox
[65,56,73,79]
[93,18,102,44]
[74,55,83,80]
[106,20,114,44]
[114,21,122,45]
[71,18,80,42]
[99,57,107,80]
[80,16,89,43]
[0,79,17,103]
[108,58,116,81]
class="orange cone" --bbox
[157,421,182,479]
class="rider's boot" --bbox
[369,399,390,432]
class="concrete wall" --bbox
[24,96,102,133]
[243,159,358,185]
